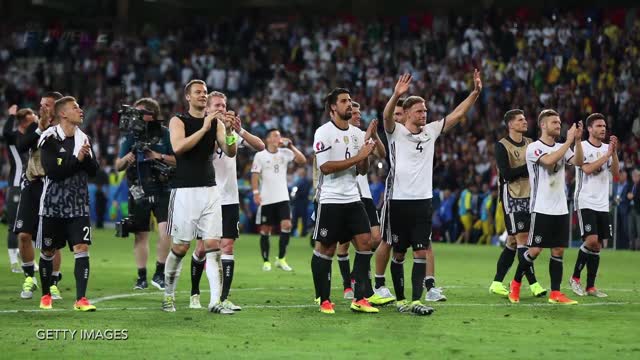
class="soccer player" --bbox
[489,109,546,298]
[311,88,377,314]
[15,92,65,300]
[334,101,394,306]
[188,91,265,311]
[2,104,30,272]
[570,113,619,297]
[115,98,175,291]
[162,80,237,314]
[252,128,306,271]
[37,96,99,311]
[511,109,583,304]
[381,71,482,313]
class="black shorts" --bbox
[361,197,380,227]
[14,179,43,235]
[36,216,92,251]
[256,201,291,226]
[383,199,433,253]
[312,201,371,245]
[128,192,170,232]
[222,203,240,239]
[5,186,20,228]
[503,209,531,236]
[577,209,612,241]
[528,212,569,248]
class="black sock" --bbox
[221,255,235,301]
[424,276,435,291]
[22,261,35,278]
[514,247,536,283]
[260,234,270,262]
[493,246,516,282]
[412,258,427,301]
[586,252,600,289]
[278,231,290,259]
[74,253,90,300]
[137,267,147,280]
[390,257,405,301]
[374,275,385,289]
[155,261,165,277]
[39,254,54,296]
[337,254,351,290]
[352,251,373,301]
[191,254,205,296]
[572,245,590,279]
[549,255,563,291]
[311,253,321,299]
[312,252,332,302]
[52,272,60,286]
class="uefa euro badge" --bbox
[534,235,542,244]
[320,228,328,238]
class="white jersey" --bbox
[251,148,294,205]
[212,137,245,205]
[527,140,575,215]
[313,121,363,204]
[357,174,372,199]
[575,140,612,212]
[385,119,445,200]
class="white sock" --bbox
[8,248,19,264]
[205,250,222,307]
[164,251,184,297]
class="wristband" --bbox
[239,128,246,136]
[36,128,43,135]
[253,190,260,195]
[226,134,237,146]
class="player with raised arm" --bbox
[570,113,619,298]
[510,109,583,304]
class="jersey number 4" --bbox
[416,142,423,153]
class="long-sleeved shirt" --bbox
[2,115,28,186]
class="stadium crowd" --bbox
[1,8,639,249]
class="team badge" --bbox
[534,235,542,244]
[392,234,399,244]
[16,220,23,229]
[514,150,519,159]
[320,228,328,237]
[44,238,53,246]
[517,222,524,230]
[585,224,592,232]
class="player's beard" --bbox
[338,109,352,120]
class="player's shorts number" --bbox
[83,226,91,242]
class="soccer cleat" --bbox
[569,277,586,297]
[343,287,354,299]
[508,280,521,303]
[372,286,396,302]
[529,282,547,297]
[314,297,321,305]
[50,285,62,300]
[222,299,242,311]
[275,258,293,271]
[350,299,379,313]
[396,299,411,313]
[134,278,148,290]
[320,300,335,314]
[262,261,272,271]
[39,294,52,310]
[410,300,435,316]
[548,291,578,305]
[74,297,97,312]
[208,302,234,315]
[11,263,22,273]
[586,287,608,298]
[367,290,396,306]
[424,287,447,302]
[162,295,176,312]
[21,276,38,299]
[189,294,202,309]
[151,273,165,290]
[489,281,509,297]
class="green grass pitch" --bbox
[0,224,639,359]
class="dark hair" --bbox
[402,96,425,111]
[184,79,206,95]
[54,96,77,118]
[586,113,606,127]
[134,97,161,119]
[395,99,404,108]
[265,128,279,138]
[16,108,35,122]
[352,101,360,108]
[42,91,63,101]
[503,109,524,127]
[537,109,559,125]
[324,88,350,113]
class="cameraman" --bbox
[115,98,176,290]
